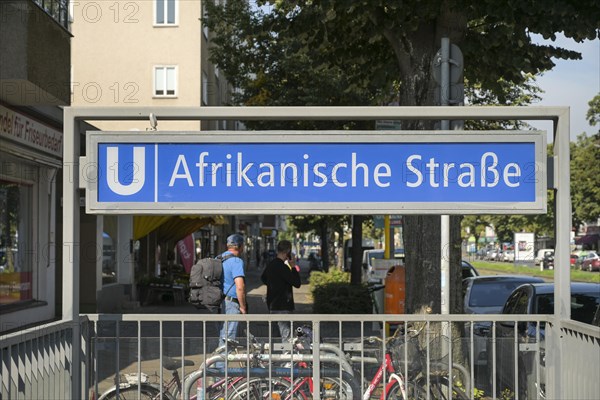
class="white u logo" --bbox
[106,146,146,196]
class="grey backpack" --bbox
[188,254,233,308]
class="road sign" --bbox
[432,43,464,84]
[82,131,546,215]
[373,215,402,228]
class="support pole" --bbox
[384,216,391,259]
[440,37,451,316]
[551,108,571,399]
[63,109,81,398]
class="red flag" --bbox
[177,234,195,273]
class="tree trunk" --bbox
[351,215,364,285]
[319,219,329,272]
[387,13,466,314]
[403,215,463,314]
[327,225,337,269]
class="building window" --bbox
[34,0,69,29]
[155,0,177,25]
[154,66,177,97]
[0,179,34,306]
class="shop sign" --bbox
[0,105,63,158]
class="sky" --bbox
[530,34,600,141]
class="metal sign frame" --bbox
[63,106,572,399]
[82,130,546,215]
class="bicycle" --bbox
[181,327,360,400]
[222,324,469,400]
[374,324,471,400]
[97,337,271,400]
[96,355,194,400]
[336,326,469,400]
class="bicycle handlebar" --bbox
[367,284,385,292]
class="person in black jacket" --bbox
[261,240,302,341]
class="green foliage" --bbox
[205,0,599,111]
[571,132,600,225]
[471,261,600,283]
[288,215,349,270]
[204,0,600,313]
[308,268,350,288]
[308,270,372,313]
[587,94,600,128]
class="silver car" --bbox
[493,282,600,399]
[463,275,544,369]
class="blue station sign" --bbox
[83,131,546,215]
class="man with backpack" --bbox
[219,233,247,346]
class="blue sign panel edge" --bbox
[84,131,546,215]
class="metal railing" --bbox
[0,317,91,399]
[2,314,599,399]
[33,0,69,29]
[84,313,597,400]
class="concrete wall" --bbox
[0,0,70,105]
[71,0,202,131]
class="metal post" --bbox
[62,108,81,398]
[551,108,571,398]
[440,37,451,316]
[384,215,391,259]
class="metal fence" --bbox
[33,0,69,29]
[1,313,599,399]
[0,317,91,399]
[84,313,598,400]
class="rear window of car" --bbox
[536,292,600,324]
[469,281,531,307]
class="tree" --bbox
[287,215,349,271]
[204,1,600,314]
[461,216,490,247]
[586,93,600,129]
[571,133,600,227]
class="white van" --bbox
[534,248,554,265]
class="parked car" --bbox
[362,249,385,280]
[461,260,479,280]
[487,248,500,261]
[503,250,515,262]
[361,249,404,281]
[463,275,546,315]
[582,251,600,272]
[492,282,600,398]
[534,249,554,265]
[462,275,545,370]
[570,254,579,268]
[540,252,554,270]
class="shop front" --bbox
[0,104,62,332]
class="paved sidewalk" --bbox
[136,258,314,315]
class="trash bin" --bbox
[384,265,405,314]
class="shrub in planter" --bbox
[309,270,372,314]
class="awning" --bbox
[133,216,172,240]
[133,215,228,242]
[575,234,600,245]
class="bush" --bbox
[309,270,372,314]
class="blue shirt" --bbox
[221,251,244,299]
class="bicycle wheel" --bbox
[426,376,469,400]
[224,377,295,400]
[97,383,172,400]
[320,376,356,400]
[384,380,427,400]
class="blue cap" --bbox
[227,233,244,247]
